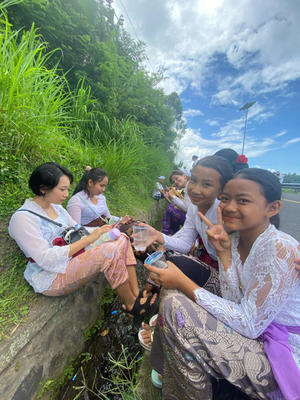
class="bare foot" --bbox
[139,314,158,348]
[140,323,153,347]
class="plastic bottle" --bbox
[86,228,121,249]
[99,228,121,243]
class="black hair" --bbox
[169,169,187,183]
[214,148,249,172]
[73,168,108,196]
[192,155,198,160]
[234,168,281,228]
[29,162,73,196]
[194,155,233,189]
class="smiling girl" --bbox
[146,168,300,400]
[138,156,232,356]
[143,155,233,276]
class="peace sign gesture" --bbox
[197,206,232,255]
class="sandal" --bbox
[125,293,159,323]
[138,314,158,351]
[151,369,162,389]
[138,285,160,298]
[145,277,161,294]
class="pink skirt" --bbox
[44,234,136,296]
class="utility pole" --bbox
[239,101,256,155]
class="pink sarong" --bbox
[44,234,136,296]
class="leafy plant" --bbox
[72,345,143,400]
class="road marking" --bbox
[282,198,300,204]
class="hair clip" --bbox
[236,155,248,164]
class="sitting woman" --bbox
[67,167,118,227]
[146,168,300,399]
[8,162,157,319]
[162,169,191,235]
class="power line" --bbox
[116,0,155,73]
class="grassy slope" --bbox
[0,9,173,341]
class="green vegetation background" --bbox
[0,0,184,340]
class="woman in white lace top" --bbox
[146,168,299,399]
[9,163,157,320]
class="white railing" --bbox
[281,183,300,191]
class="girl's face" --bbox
[88,176,108,196]
[219,178,280,234]
[42,175,70,204]
[171,174,187,189]
[187,165,221,212]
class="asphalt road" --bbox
[280,192,300,242]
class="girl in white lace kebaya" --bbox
[9,163,157,319]
[146,168,300,400]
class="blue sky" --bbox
[113,0,300,174]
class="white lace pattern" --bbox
[194,224,300,367]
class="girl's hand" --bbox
[88,225,112,243]
[134,222,164,247]
[121,215,130,224]
[144,261,185,289]
[197,207,231,253]
[198,207,232,271]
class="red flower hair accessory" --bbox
[236,155,248,164]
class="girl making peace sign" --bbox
[146,168,300,400]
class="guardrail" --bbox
[281,183,300,192]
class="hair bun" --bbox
[85,166,92,171]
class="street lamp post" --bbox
[239,101,256,155]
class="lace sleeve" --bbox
[172,196,187,212]
[9,211,70,273]
[194,234,299,339]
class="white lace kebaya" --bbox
[194,224,300,367]
[9,199,79,293]
[163,199,219,260]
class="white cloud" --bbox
[283,137,300,147]
[113,0,299,173]
[205,119,219,127]
[183,108,204,118]
[115,0,300,95]
[211,90,239,106]
[175,125,275,167]
[275,130,287,138]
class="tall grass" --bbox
[0,1,175,341]
[0,23,70,156]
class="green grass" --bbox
[0,239,37,341]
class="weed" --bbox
[72,345,143,400]
[0,246,37,341]
[84,285,116,341]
